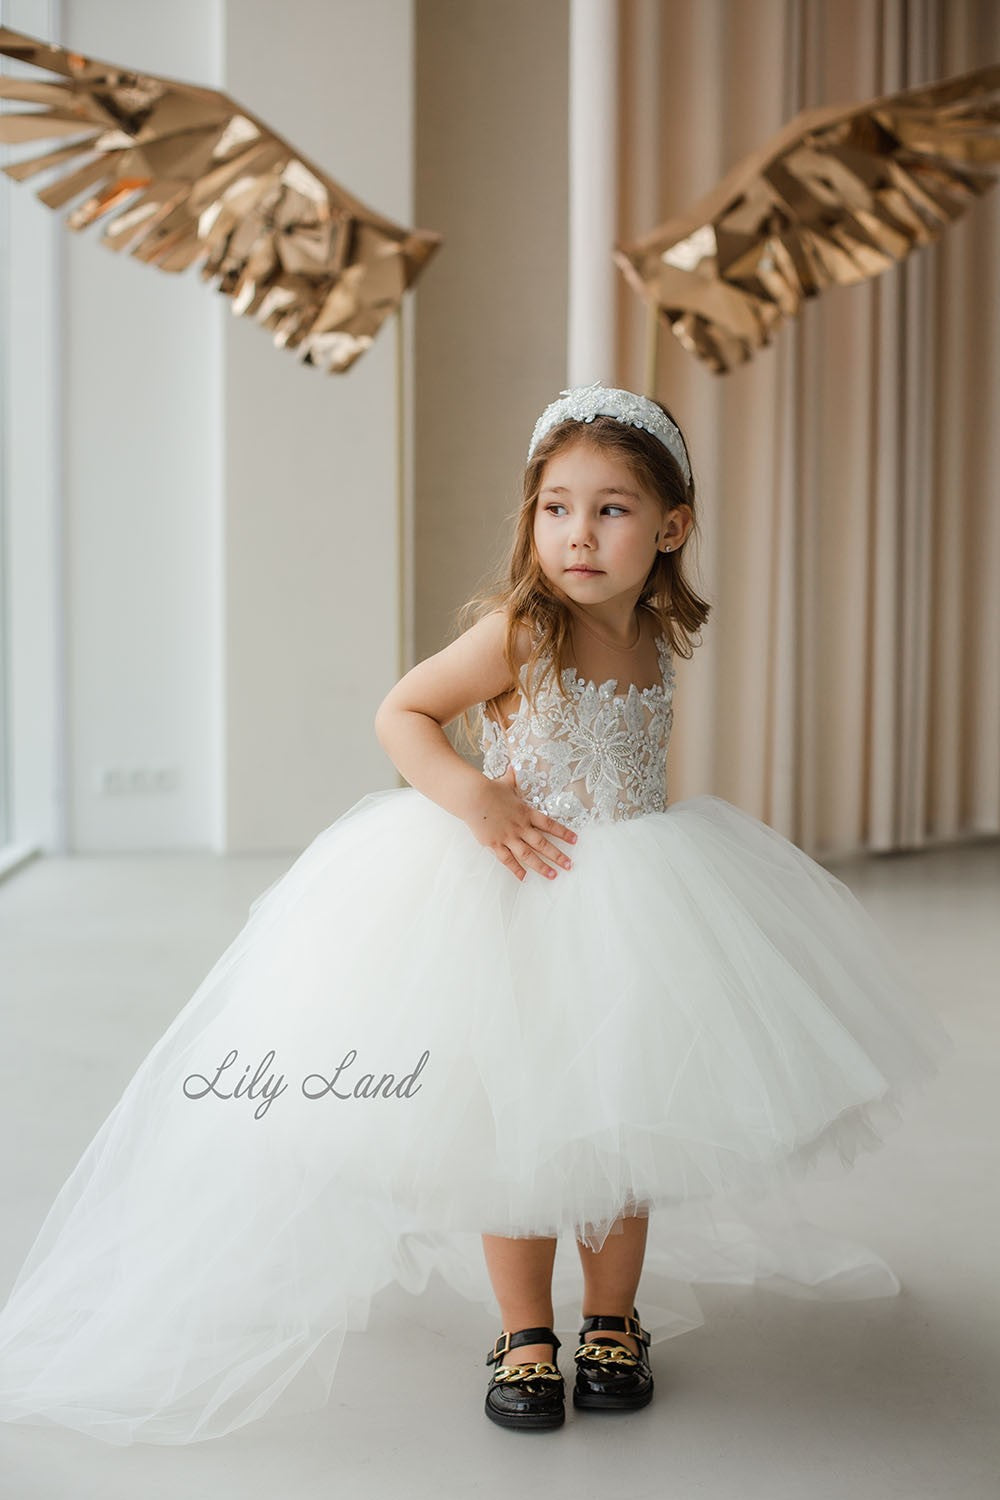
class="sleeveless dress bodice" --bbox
[479,631,676,831]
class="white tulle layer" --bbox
[0,790,954,1445]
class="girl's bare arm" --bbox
[373,610,513,820]
[373,611,577,880]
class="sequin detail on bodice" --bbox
[479,632,676,831]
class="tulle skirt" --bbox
[0,789,955,1444]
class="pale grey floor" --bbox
[0,837,997,1499]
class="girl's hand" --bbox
[464,766,577,882]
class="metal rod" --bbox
[643,298,659,397]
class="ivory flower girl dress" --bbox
[0,623,953,1444]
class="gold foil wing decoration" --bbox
[615,62,1000,375]
[0,26,442,373]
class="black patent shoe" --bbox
[573,1307,654,1411]
[484,1326,565,1430]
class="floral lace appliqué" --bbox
[479,634,676,831]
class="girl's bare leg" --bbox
[575,1212,649,1357]
[481,1232,559,1366]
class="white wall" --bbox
[6,0,413,855]
[222,0,411,851]
[61,0,224,852]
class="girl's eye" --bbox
[543,504,628,516]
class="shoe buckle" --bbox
[489,1330,512,1364]
[580,1313,645,1340]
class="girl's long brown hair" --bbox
[452,400,712,753]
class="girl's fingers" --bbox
[492,834,545,881]
[485,800,578,882]
[497,848,526,882]
[510,832,562,880]
[493,836,571,883]
[521,826,572,871]
[515,847,555,879]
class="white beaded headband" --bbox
[526,380,692,488]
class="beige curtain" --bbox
[618,0,1000,858]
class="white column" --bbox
[567,0,618,387]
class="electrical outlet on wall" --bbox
[96,767,180,796]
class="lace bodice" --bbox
[479,631,676,831]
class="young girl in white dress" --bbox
[0,383,954,1444]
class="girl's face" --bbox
[533,440,671,608]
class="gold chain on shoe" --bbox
[574,1342,639,1367]
[490,1362,563,1385]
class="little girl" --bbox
[0,382,954,1445]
